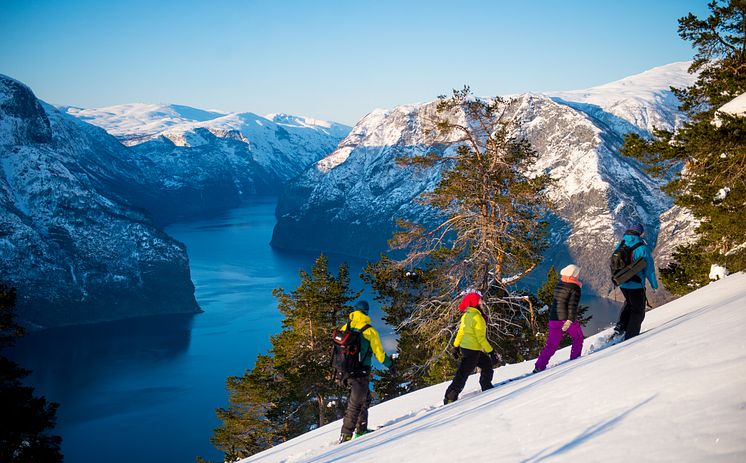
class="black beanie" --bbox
[354,300,370,314]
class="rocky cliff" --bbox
[0,75,200,328]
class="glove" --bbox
[562,320,572,332]
[488,350,499,368]
[451,346,461,360]
[388,362,397,377]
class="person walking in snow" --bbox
[533,264,585,373]
[443,291,498,405]
[338,300,395,444]
[613,223,658,340]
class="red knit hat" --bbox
[458,292,482,312]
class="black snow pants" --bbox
[617,287,647,340]
[444,347,494,402]
[341,375,372,436]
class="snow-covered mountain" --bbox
[64,103,228,144]
[64,103,352,210]
[242,272,746,463]
[549,61,695,135]
[271,63,700,299]
[0,75,199,328]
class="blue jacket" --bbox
[615,233,658,290]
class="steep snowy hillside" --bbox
[65,103,352,189]
[271,63,699,299]
[549,61,697,134]
[0,74,199,328]
[243,273,746,463]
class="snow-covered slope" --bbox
[718,92,746,118]
[243,272,746,463]
[549,61,697,134]
[63,103,227,144]
[271,63,699,299]
[0,74,199,328]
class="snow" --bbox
[709,265,729,281]
[63,102,351,182]
[64,104,351,147]
[266,113,351,138]
[714,93,746,126]
[317,146,354,173]
[243,273,746,463]
[548,62,697,134]
[63,103,226,140]
[715,187,731,202]
[726,242,746,257]
[718,93,746,116]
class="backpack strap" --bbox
[627,242,645,283]
[628,242,644,253]
[355,324,372,369]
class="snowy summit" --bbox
[242,273,746,463]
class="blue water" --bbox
[7,197,378,463]
[7,197,619,463]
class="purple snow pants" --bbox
[534,320,584,371]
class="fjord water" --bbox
[7,197,618,463]
[8,197,376,463]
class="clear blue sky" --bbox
[1,0,707,125]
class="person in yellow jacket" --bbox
[338,300,394,443]
[444,291,498,405]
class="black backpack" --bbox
[610,241,645,286]
[331,324,371,380]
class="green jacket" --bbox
[454,307,493,353]
[342,310,393,368]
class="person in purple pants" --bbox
[534,264,584,373]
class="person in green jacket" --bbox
[338,300,394,443]
[444,291,498,405]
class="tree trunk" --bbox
[317,394,326,427]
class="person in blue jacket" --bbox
[613,223,658,340]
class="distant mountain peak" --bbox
[547,61,697,134]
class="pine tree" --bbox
[206,255,357,461]
[376,87,553,385]
[537,265,559,309]
[620,1,746,294]
[0,284,63,463]
[363,257,449,398]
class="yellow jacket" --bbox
[343,311,393,368]
[454,307,493,353]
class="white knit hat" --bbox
[560,264,581,278]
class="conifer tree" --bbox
[537,265,560,309]
[207,255,357,461]
[0,284,63,463]
[375,87,553,384]
[363,257,447,398]
[620,1,746,294]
